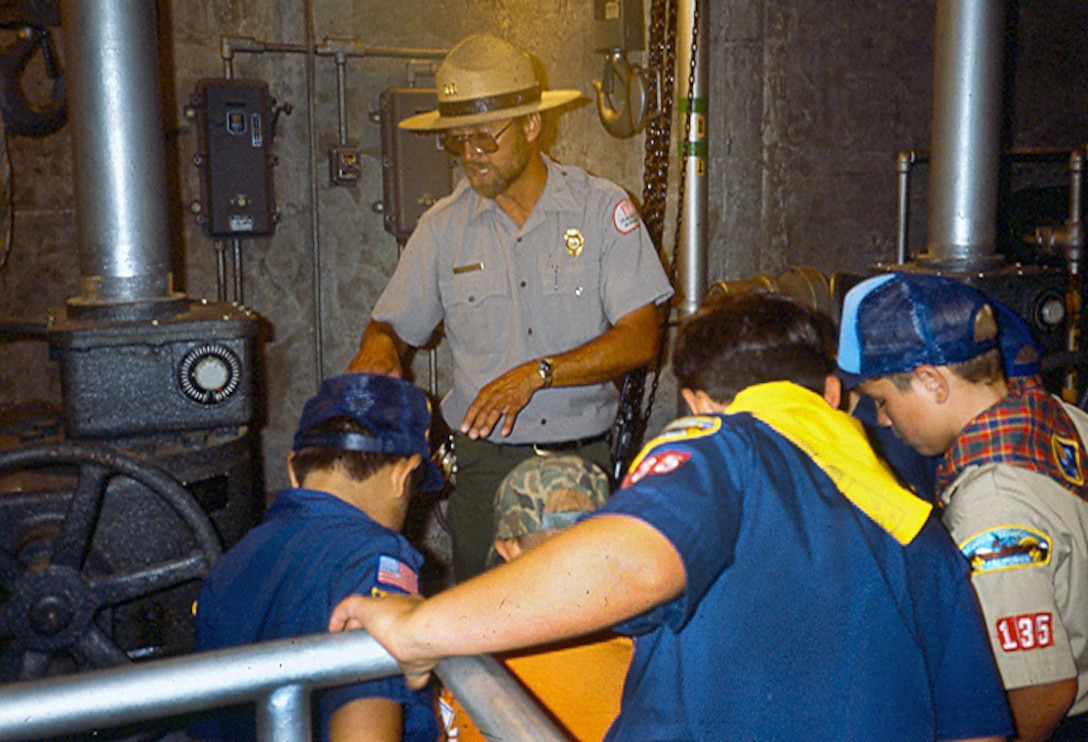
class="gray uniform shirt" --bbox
[941,400,1088,716]
[372,156,673,444]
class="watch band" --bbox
[537,357,554,389]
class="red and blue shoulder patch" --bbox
[622,416,720,487]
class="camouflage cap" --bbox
[493,455,610,540]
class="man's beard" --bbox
[464,134,532,199]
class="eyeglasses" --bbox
[439,120,514,156]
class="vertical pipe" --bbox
[921,0,1007,269]
[336,54,348,145]
[257,684,310,742]
[675,0,709,319]
[895,150,917,264]
[305,0,325,382]
[60,0,177,307]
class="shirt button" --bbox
[528,328,533,335]
[520,280,527,288]
[575,286,583,296]
[468,296,475,302]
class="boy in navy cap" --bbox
[191,373,442,742]
[838,272,1088,741]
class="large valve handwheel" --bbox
[0,441,222,682]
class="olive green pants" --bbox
[448,432,612,582]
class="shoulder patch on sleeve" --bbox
[612,197,641,235]
[623,450,692,487]
[376,554,420,594]
[1052,433,1085,485]
[621,416,719,486]
[960,526,1052,574]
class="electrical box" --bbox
[330,142,362,186]
[190,79,278,237]
[379,88,454,241]
[594,0,645,52]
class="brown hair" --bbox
[291,415,409,484]
[673,291,836,401]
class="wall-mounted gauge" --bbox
[178,343,242,405]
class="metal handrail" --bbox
[0,630,567,742]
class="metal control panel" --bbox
[48,301,260,438]
[190,78,278,237]
[379,88,453,240]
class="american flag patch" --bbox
[376,555,419,594]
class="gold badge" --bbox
[564,228,584,258]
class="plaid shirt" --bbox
[936,377,1088,503]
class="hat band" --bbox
[294,431,418,457]
[438,84,541,118]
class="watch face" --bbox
[538,358,553,386]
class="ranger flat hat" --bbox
[399,33,583,131]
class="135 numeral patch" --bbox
[996,613,1054,652]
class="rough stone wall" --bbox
[0,0,1085,504]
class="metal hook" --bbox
[0,24,66,136]
[593,49,648,139]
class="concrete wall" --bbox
[0,0,1086,501]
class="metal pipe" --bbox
[920,0,1008,270]
[259,684,310,742]
[0,630,567,742]
[60,0,178,308]
[336,53,348,145]
[674,0,709,320]
[314,38,448,61]
[437,653,567,740]
[0,631,394,740]
[895,150,926,264]
[304,2,325,382]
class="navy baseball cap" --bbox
[293,372,445,491]
[837,273,999,389]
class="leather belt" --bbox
[527,431,609,454]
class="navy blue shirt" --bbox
[592,395,1012,741]
[192,488,438,742]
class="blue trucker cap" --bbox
[837,273,1000,389]
[991,299,1041,379]
[293,372,445,491]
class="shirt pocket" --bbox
[442,265,510,354]
[539,258,607,348]
[542,258,600,300]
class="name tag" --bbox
[453,262,484,274]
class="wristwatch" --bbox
[537,357,554,389]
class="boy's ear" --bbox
[682,388,724,415]
[389,454,422,499]
[286,451,300,488]
[914,366,950,403]
[493,538,521,563]
[822,375,843,410]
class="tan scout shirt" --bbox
[941,400,1088,716]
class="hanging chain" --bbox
[640,0,678,249]
[612,0,701,482]
[642,0,701,440]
